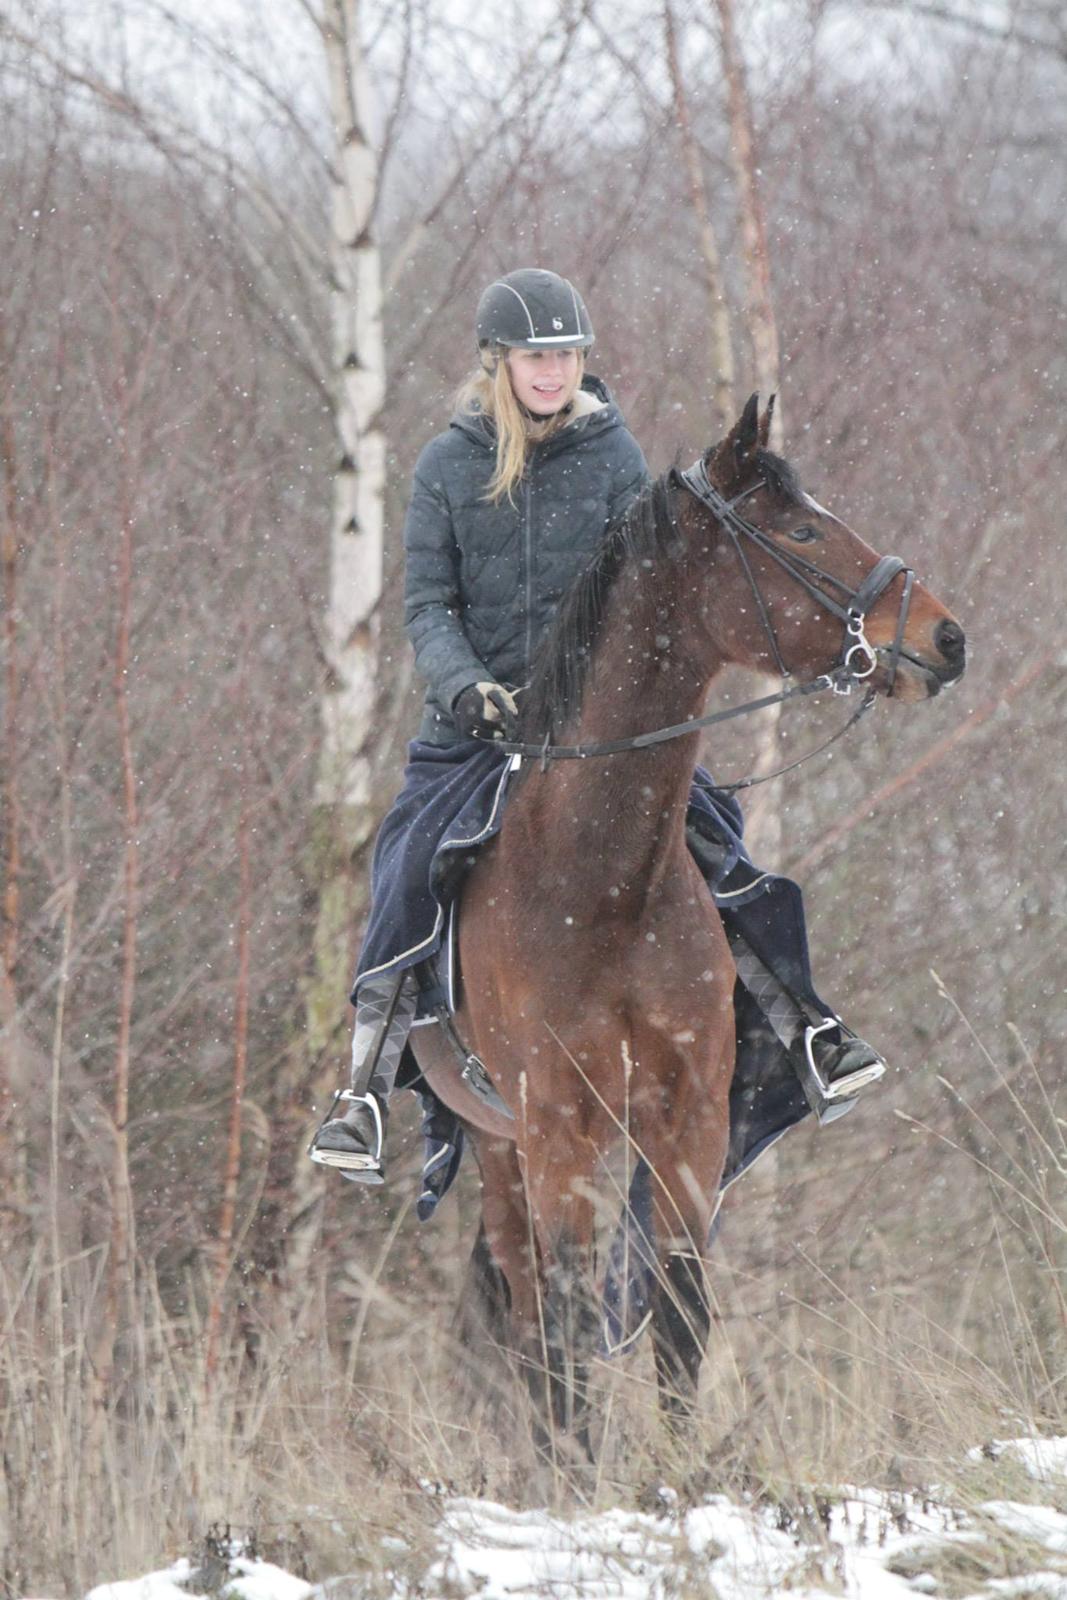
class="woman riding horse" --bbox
[309,267,886,1183]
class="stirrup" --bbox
[798,1019,886,1125]
[308,1089,384,1176]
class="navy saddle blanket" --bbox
[355,736,776,996]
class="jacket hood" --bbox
[449,373,625,454]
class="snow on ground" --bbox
[970,1439,1067,1486]
[424,1488,1067,1600]
[83,1443,1067,1600]
[86,1555,312,1600]
[86,1559,202,1600]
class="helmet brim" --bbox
[481,334,595,350]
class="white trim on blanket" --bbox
[354,754,518,988]
[713,871,772,900]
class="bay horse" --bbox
[412,395,965,1439]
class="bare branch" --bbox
[848,0,1067,64]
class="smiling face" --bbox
[506,346,582,415]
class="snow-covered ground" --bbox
[85,1437,1067,1600]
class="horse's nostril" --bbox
[935,618,965,663]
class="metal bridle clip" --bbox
[843,612,878,680]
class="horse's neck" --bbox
[509,562,720,902]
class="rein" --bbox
[490,462,916,786]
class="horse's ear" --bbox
[734,392,760,462]
[759,393,776,446]
[706,392,761,490]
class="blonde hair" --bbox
[455,346,586,504]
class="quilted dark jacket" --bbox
[403,375,650,745]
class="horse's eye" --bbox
[789,524,820,544]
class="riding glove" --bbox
[452,681,520,741]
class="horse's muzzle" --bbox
[934,618,966,670]
[881,622,966,699]
[928,618,967,694]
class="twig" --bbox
[788,652,1053,878]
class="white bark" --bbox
[284,0,387,1293]
[319,0,386,821]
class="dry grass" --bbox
[0,1255,443,1597]
[1,1019,1063,1597]
[0,1250,1062,1596]
[1,1251,1060,1596]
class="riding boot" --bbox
[308,970,418,1184]
[726,929,886,1124]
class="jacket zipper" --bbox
[523,468,535,675]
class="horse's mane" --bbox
[519,472,681,739]
[755,448,805,507]
[519,447,805,739]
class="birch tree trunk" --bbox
[713,0,784,867]
[662,2,735,437]
[287,0,388,1279]
[319,0,387,822]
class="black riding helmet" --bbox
[475,268,595,351]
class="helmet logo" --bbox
[552,317,563,330]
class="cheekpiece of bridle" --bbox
[678,457,916,700]
[491,459,917,788]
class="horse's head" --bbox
[689,395,966,703]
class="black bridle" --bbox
[490,461,917,788]
[678,457,916,696]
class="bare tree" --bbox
[205,753,253,1385]
[853,0,1067,65]
[662,0,735,436]
[713,0,782,432]
[711,0,786,867]
[0,310,24,1215]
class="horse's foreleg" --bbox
[650,1245,713,1426]
[635,1036,732,1427]
[465,1134,544,1377]
[470,1134,595,1455]
[454,1219,512,1369]
[542,1231,600,1447]
[521,1152,601,1452]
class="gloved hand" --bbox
[452,681,520,741]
